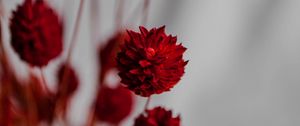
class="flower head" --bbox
[99,32,128,83]
[134,107,180,126]
[56,63,79,116]
[116,26,188,97]
[95,85,134,124]
[57,63,79,99]
[10,0,63,67]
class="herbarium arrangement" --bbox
[0,0,188,125]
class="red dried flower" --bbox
[99,32,128,83]
[56,63,79,116]
[95,85,134,124]
[10,0,63,67]
[116,26,188,97]
[134,107,181,126]
[57,63,79,99]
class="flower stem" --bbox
[66,0,85,63]
[39,68,49,93]
[142,0,150,25]
[89,0,100,46]
[144,96,151,111]
[115,0,124,30]
[86,106,96,126]
[56,0,85,120]
[0,13,10,75]
[59,0,85,101]
[124,0,142,26]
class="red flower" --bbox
[134,107,181,126]
[57,63,79,99]
[56,63,79,116]
[95,85,134,124]
[10,0,63,67]
[116,26,188,97]
[98,32,128,83]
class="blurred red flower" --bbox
[10,0,63,67]
[56,63,79,116]
[116,26,188,97]
[57,63,79,99]
[95,85,134,124]
[98,32,128,83]
[134,107,180,126]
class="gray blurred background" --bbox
[2,0,300,125]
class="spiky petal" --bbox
[10,0,63,67]
[116,26,188,97]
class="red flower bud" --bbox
[55,63,79,116]
[57,63,79,99]
[99,32,128,83]
[10,0,63,67]
[134,107,181,126]
[95,85,134,124]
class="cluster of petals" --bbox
[134,107,180,126]
[10,0,63,67]
[117,26,188,97]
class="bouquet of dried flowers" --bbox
[0,0,188,125]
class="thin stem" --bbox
[39,68,49,92]
[144,96,151,111]
[27,68,40,125]
[0,0,5,21]
[124,0,143,26]
[86,106,96,126]
[66,0,85,63]
[54,1,85,124]
[115,0,124,30]
[89,0,100,46]
[60,0,85,96]
[141,0,150,26]
[0,14,9,74]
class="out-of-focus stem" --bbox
[86,106,96,126]
[124,0,143,26]
[60,0,85,99]
[144,96,151,111]
[39,69,50,93]
[142,0,150,25]
[56,0,85,122]
[66,0,85,63]
[89,0,100,46]
[0,12,9,75]
[115,0,124,30]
